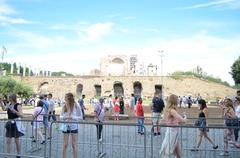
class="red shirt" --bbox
[136,102,144,117]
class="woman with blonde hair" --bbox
[220,98,238,156]
[60,93,83,158]
[159,94,187,158]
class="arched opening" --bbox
[94,85,102,97]
[76,84,83,97]
[109,58,125,76]
[112,58,124,64]
[133,81,142,99]
[113,81,124,97]
[38,82,49,94]
[155,85,163,98]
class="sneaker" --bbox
[213,145,218,149]
[32,139,36,143]
[40,140,45,144]
[154,133,157,136]
[140,132,145,135]
[219,152,229,156]
[157,132,161,135]
[98,138,103,142]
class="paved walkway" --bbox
[0,119,239,158]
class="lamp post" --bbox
[158,50,164,84]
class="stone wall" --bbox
[13,76,235,100]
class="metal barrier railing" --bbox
[49,120,147,158]
[0,114,239,158]
[150,124,240,158]
[0,118,47,158]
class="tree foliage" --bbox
[0,76,33,98]
[51,71,74,77]
[231,56,240,84]
[171,69,230,87]
[0,62,33,75]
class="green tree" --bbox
[52,71,74,77]
[171,69,231,87]
[0,76,33,98]
[231,56,240,84]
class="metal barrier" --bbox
[49,120,147,158]
[0,118,47,158]
[150,124,240,158]
[0,112,50,158]
[0,114,239,158]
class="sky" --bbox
[0,0,240,85]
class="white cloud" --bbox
[4,28,239,85]
[6,52,99,74]
[123,16,136,20]
[119,28,133,33]
[0,15,33,24]
[147,28,161,33]
[79,22,114,43]
[176,0,239,10]
[0,0,33,25]
[0,1,16,15]
[105,14,121,19]
[136,32,240,85]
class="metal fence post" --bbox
[143,125,147,158]
[151,126,154,158]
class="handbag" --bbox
[194,118,206,127]
[225,118,239,127]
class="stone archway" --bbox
[133,81,142,98]
[113,81,124,97]
[94,84,102,97]
[109,58,126,76]
[38,82,49,94]
[76,84,83,97]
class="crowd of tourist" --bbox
[0,89,240,158]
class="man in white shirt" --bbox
[108,94,113,113]
[47,93,56,121]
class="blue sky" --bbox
[0,0,240,85]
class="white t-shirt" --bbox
[34,107,45,121]
[48,99,55,112]
[235,105,240,118]
[108,98,113,108]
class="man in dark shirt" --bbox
[79,94,86,120]
[151,94,165,136]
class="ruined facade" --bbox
[14,76,235,100]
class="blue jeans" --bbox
[137,118,144,133]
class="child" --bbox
[136,98,144,134]
[32,100,45,144]
[113,96,120,120]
